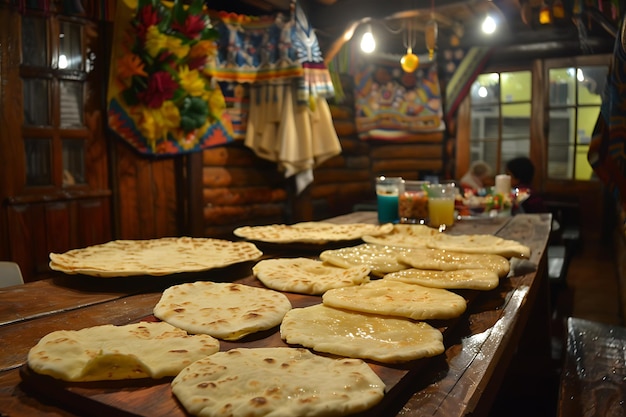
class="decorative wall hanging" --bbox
[354,57,444,140]
[107,0,234,156]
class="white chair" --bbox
[0,261,24,288]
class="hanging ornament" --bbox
[401,47,419,73]
[552,0,565,19]
[539,3,552,24]
[401,18,418,73]
[425,19,438,60]
[425,0,437,61]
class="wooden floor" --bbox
[488,236,623,417]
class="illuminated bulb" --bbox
[482,15,496,34]
[58,54,68,69]
[360,28,375,53]
[400,48,419,73]
[553,0,565,19]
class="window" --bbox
[469,70,532,174]
[547,64,607,180]
[20,13,87,188]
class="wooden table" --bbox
[0,212,553,417]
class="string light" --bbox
[401,18,418,72]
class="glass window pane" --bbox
[469,139,498,169]
[549,68,575,106]
[575,145,593,180]
[502,103,530,140]
[500,71,531,103]
[24,138,52,186]
[470,73,500,105]
[548,144,573,179]
[549,108,575,146]
[471,106,499,140]
[577,106,600,145]
[577,66,606,105]
[502,138,530,164]
[21,16,47,67]
[60,80,84,127]
[23,78,50,126]
[58,21,82,70]
[62,139,85,185]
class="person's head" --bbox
[470,160,492,180]
[506,157,535,185]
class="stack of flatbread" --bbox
[362,224,531,259]
[49,237,263,277]
[233,221,393,244]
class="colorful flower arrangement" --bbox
[115,0,225,151]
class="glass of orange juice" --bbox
[426,183,456,228]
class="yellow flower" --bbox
[190,40,217,58]
[137,101,181,145]
[165,35,190,59]
[158,100,181,130]
[117,53,147,80]
[179,66,205,96]
[145,26,167,57]
[204,88,226,116]
[138,108,163,143]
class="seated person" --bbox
[505,156,547,213]
[460,160,493,194]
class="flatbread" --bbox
[426,233,531,258]
[384,268,500,291]
[362,224,440,248]
[320,243,411,276]
[253,257,371,295]
[49,237,263,277]
[281,304,444,363]
[171,347,385,417]
[153,282,292,341]
[322,280,467,320]
[398,248,511,277]
[233,221,393,244]
[27,321,220,382]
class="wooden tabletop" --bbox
[0,212,552,417]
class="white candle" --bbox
[495,174,511,196]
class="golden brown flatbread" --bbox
[49,237,262,277]
[233,222,393,244]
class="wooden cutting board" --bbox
[19,274,473,417]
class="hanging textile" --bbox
[211,3,340,194]
[207,10,303,83]
[106,0,234,156]
[588,16,626,215]
[353,57,444,140]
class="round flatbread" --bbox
[253,257,371,295]
[27,321,220,382]
[171,347,386,417]
[383,268,500,291]
[398,248,511,277]
[153,282,292,341]
[322,280,467,320]
[281,304,444,363]
[426,233,531,259]
[320,243,411,276]
[362,224,440,248]
[233,221,393,244]
[49,237,263,277]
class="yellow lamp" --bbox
[539,4,552,24]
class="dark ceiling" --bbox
[208,0,618,61]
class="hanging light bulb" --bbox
[360,24,375,53]
[482,14,497,34]
[552,0,565,19]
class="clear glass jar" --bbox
[399,180,430,224]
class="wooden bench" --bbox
[558,317,626,417]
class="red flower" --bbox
[187,55,207,70]
[137,71,179,108]
[135,5,160,40]
[173,14,205,39]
